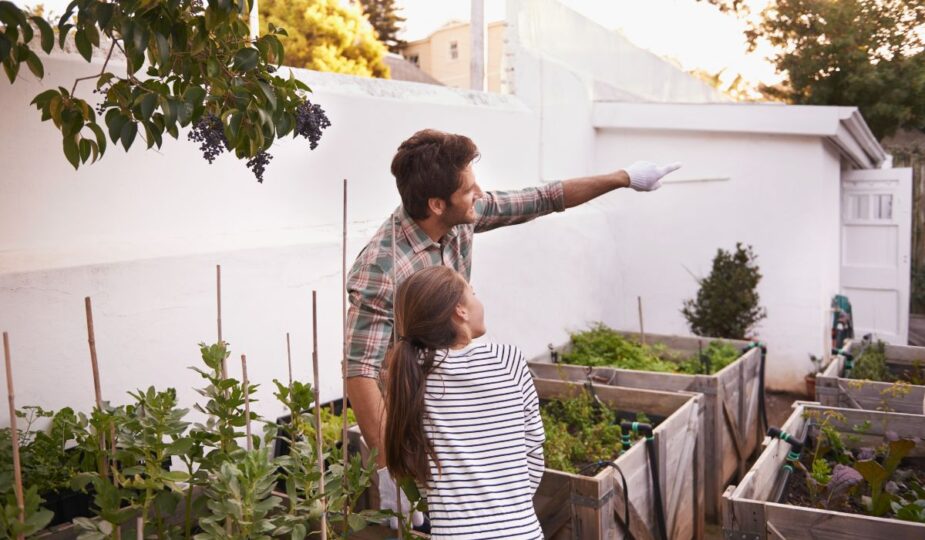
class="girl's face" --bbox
[456,281,486,341]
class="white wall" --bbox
[593,129,843,391]
[2,52,606,425]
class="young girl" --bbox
[383,266,545,539]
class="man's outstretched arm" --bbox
[562,161,682,208]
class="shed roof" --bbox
[592,101,887,169]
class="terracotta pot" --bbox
[805,374,816,399]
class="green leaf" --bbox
[2,54,19,83]
[62,135,79,169]
[30,16,54,54]
[0,34,10,63]
[58,23,73,48]
[232,48,259,73]
[79,137,92,163]
[119,121,137,151]
[84,23,99,47]
[96,2,114,28]
[162,470,190,482]
[25,50,43,78]
[140,93,157,121]
[74,28,91,62]
[182,85,206,107]
[155,32,170,67]
[105,109,126,143]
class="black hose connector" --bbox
[768,427,804,473]
[548,343,559,363]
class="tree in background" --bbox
[358,0,406,53]
[682,243,767,340]
[259,0,389,78]
[742,0,925,140]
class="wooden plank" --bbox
[532,378,690,418]
[721,394,746,478]
[764,502,925,539]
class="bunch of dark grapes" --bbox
[246,151,273,183]
[295,100,331,150]
[188,114,229,164]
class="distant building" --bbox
[400,20,506,92]
[383,53,444,86]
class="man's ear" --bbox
[427,197,447,217]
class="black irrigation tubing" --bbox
[622,421,667,540]
[743,341,769,432]
[767,427,805,503]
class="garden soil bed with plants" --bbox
[723,402,925,539]
[532,378,704,540]
[529,325,763,522]
[817,338,925,414]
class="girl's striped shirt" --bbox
[421,342,545,539]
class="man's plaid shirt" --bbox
[345,182,566,379]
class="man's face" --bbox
[441,164,483,226]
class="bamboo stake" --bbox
[136,517,143,540]
[341,179,349,467]
[286,332,293,389]
[312,291,328,540]
[217,265,227,379]
[3,333,26,540]
[85,298,122,540]
[242,354,252,452]
[85,297,110,478]
[637,296,646,346]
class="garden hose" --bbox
[742,342,768,432]
[767,427,804,503]
[621,421,667,540]
[578,460,632,537]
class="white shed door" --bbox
[840,168,913,345]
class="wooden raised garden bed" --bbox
[529,329,763,521]
[723,402,925,539]
[816,338,925,414]
[350,379,704,540]
[532,379,704,540]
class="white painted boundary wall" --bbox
[1,52,620,424]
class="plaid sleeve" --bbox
[473,181,565,233]
[345,262,394,379]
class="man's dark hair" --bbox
[391,129,479,219]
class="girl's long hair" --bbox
[383,266,466,486]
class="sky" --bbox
[14,0,783,89]
[396,0,782,89]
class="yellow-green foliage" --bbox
[540,389,623,474]
[259,0,390,78]
[562,323,741,375]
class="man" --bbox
[345,129,679,524]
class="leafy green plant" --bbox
[539,389,649,474]
[851,340,892,382]
[1,0,330,180]
[0,486,54,539]
[562,323,740,375]
[793,411,923,522]
[682,243,767,340]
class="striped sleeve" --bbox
[514,348,545,493]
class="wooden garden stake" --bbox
[341,179,349,467]
[637,296,646,346]
[312,291,328,540]
[85,298,122,540]
[85,297,110,477]
[286,332,293,389]
[136,517,143,540]
[242,354,252,451]
[216,265,227,379]
[3,333,26,540]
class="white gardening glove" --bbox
[377,467,424,529]
[624,161,682,192]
